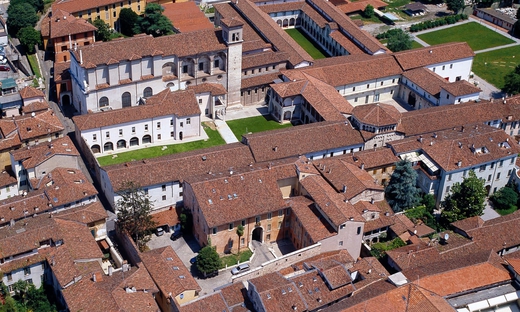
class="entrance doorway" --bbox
[62,94,70,106]
[252,227,263,243]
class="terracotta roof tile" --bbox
[393,42,475,71]
[104,143,254,192]
[19,86,45,100]
[179,292,230,312]
[287,196,336,242]
[49,8,97,39]
[185,158,295,227]
[187,83,228,96]
[352,103,401,127]
[162,2,214,33]
[14,110,64,141]
[332,0,388,14]
[243,121,363,163]
[73,88,200,130]
[0,169,17,188]
[442,79,481,96]
[10,136,79,169]
[141,246,200,300]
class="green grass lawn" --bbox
[220,250,253,268]
[384,0,411,9]
[472,45,520,89]
[285,28,327,59]
[97,123,226,166]
[226,115,293,141]
[27,54,41,78]
[411,40,423,49]
[417,22,514,51]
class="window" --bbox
[157,134,161,140]
[278,221,282,229]
[119,129,123,136]
[286,208,290,216]
[508,169,512,177]
[497,172,501,180]
[267,224,271,231]
[170,119,174,126]
[198,99,202,104]
[241,220,246,226]
[266,234,271,241]
[214,59,219,68]
[6,273,12,281]
[144,124,149,131]
[357,227,361,235]
[267,212,272,220]
[162,195,166,201]
[442,65,445,70]
[182,65,188,73]
[491,162,495,169]
[180,122,183,127]
[93,134,97,141]
[229,223,233,230]
[433,67,436,72]
[187,118,191,125]
[106,131,110,138]
[171,131,174,137]
[212,227,217,235]
[131,127,135,133]
[446,185,451,193]
[380,81,383,86]
[339,241,343,246]
[143,87,153,98]
[479,165,486,172]
[450,64,453,69]
[241,238,245,246]
[198,62,204,71]
[255,216,261,223]
[157,122,161,129]
[24,267,31,275]
[354,97,358,102]
[499,160,504,167]
[365,95,369,103]
[352,87,355,91]
[279,209,283,217]
[99,96,109,107]
[162,185,166,191]
[488,174,492,181]
[366,84,370,89]
[446,94,450,99]
[511,158,515,164]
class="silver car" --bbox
[231,263,250,275]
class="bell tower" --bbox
[220,18,243,108]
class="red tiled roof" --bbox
[49,8,97,39]
[162,2,214,33]
[393,42,475,71]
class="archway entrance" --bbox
[252,227,263,243]
[407,92,416,107]
[62,94,70,106]
[486,185,491,196]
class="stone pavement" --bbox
[214,120,239,144]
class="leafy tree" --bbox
[441,171,486,223]
[387,29,413,52]
[236,224,244,254]
[421,193,436,212]
[116,181,156,251]
[92,19,113,42]
[7,3,38,37]
[446,0,464,13]
[17,27,41,54]
[11,0,43,12]
[197,245,221,276]
[134,3,174,37]
[490,186,518,211]
[364,4,374,18]
[503,64,520,95]
[119,8,139,37]
[179,211,192,232]
[385,159,421,212]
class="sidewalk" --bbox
[214,120,239,144]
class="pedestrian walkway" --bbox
[214,119,239,143]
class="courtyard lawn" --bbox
[220,250,253,269]
[226,115,293,141]
[411,40,423,49]
[417,22,514,51]
[472,45,520,89]
[97,123,226,166]
[285,28,327,59]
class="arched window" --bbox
[91,144,101,154]
[103,142,113,152]
[166,82,175,89]
[130,137,139,146]
[143,87,152,98]
[122,92,131,108]
[117,139,127,149]
[99,96,109,107]
[142,134,151,144]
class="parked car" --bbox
[231,263,250,275]
[155,227,164,236]
[189,256,197,265]
[0,56,7,65]
[0,65,10,71]
[170,231,182,241]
